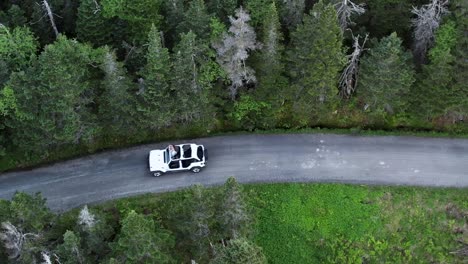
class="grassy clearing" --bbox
[86,183,467,263]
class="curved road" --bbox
[0,134,467,211]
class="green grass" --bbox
[246,184,467,264]
[84,183,467,264]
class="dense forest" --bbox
[0,0,466,169]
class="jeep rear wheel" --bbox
[153,171,163,177]
[191,167,201,173]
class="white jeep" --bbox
[148,143,208,177]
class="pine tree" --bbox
[171,31,211,124]
[244,0,273,28]
[98,48,137,137]
[412,21,457,120]
[137,24,173,130]
[56,231,85,264]
[210,237,267,264]
[254,2,286,127]
[447,0,468,122]
[219,177,250,240]
[101,0,163,43]
[359,33,415,117]
[112,210,174,263]
[288,0,345,123]
[186,184,213,261]
[207,0,238,22]
[277,0,305,31]
[178,0,212,43]
[76,0,114,47]
[0,5,27,28]
[9,36,102,153]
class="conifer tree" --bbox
[412,21,457,120]
[359,33,415,116]
[76,0,114,47]
[171,31,211,124]
[98,48,137,137]
[207,0,238,22]
[9,36,102,153]
[178,0,212,43]
[56,231,85,264]
[210,237,267,264]
[112,210,174,263]
[219,177,250,240]
[288,0,345,122]
[137,24,173,129]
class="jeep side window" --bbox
[182,159,196,168]
[169,160,180,169]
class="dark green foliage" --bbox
[76,0,115,47]
[8,36,103,154]
[171,31,212,124]
[98,48,137,137]
[287,0,345,124]
[56,230,85,264]
[219,177,251,239]
[207,0,238,22]
[252,2,287,129]
[245,0,274,28]
[111,210,174,263]
[412,21,458,121]
[101,0,163,43]
[0,26,38,81]
[0,5,27,28]
[8,192,53,232]
[359,33,415,117]
[448,0,468,123]
[177,0,212,43]
[210,237,267,264]
[137,24,173,130]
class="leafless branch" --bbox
[411,0,449,64]
[42,0,59,38]
[0,222,40,260]
[334,0,366,31]
[339,33,368,98]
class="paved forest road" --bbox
[1,134,467,211]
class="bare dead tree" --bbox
[213,7,260,100]
[0,222,40,260]
[77,205,96,229]
[338,33,368,98]
[41,0,59,38]
[334,0,366,31]
[411,0,449,64]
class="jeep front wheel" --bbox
[153,171,163,177]
[191,167,201,173]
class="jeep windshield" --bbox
[164,149,169,163]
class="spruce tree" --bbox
[359,33,415,117]
[219,177,250,240]
[112,210,174,263]
[0,5,27,28]
[210,237,267,264]
[137,24,173,130]
[76,0,114,47]
[171,31,211,124]
[288,0,345,123]
[101,0,163,44]
[449,0,468,121]
[207,0,238,22]
[56,231,85,264]
[9,36,102,153]
[178,0,212,43]
[98,48,137,137]
[412,21,457,120]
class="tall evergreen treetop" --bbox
[359,32,415,116]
